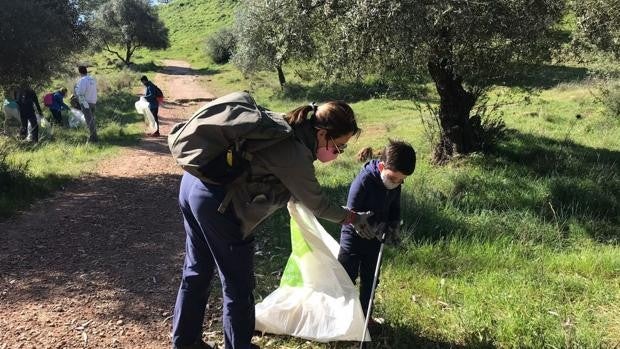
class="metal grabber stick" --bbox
[359,231,387,349]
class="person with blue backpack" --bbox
[140,75,162,137]
[45,88,70,126]
[169,93,375,349]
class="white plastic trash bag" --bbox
[69,108,87,128]
[135,97,157,133]
[255,201,370,343]
[2,99,20,122]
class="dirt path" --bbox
[0,60,217,349]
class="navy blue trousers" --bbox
[149,106,159,132]
[172,172,255,349]
[338,232,381,316]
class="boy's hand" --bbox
[386,220,402,245]
[352,211,375,239]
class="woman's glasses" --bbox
[329,135,348,154]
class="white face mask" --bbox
[381,171,400,190]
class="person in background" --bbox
[338,139,416,327]
[75,65,98,142]
[15,85,43,143]
[140,75,161,137]
[49,88,70,126]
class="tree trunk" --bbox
[124,42,133,66]
[427,59,478,163]
[276,65,286,89]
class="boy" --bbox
[338,139,416,325]
[140,75,162,137]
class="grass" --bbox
[138,3,620,346]
[0,72,144,218]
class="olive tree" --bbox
[324,0,566,162]
[0,0,84,90]
[92,0,169,66]
[238,0,565,162]
[573,0,620,58]
[232,0,314,88]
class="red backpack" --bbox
[43,92,54,107]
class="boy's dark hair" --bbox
[78,66,88,75]
[140,75,149,82]
[380,139,416,175]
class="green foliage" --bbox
[598,79,620,118]
[573,0,620,58]
[93,0,170,66]
[0,1,84,90]
[206,27,236,64]
[233,0,313,86]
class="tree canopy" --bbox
[574,0,620,58]
[0,0,84,91]
[233,0,314,87]
[234,0,566,161]
[93,0,169,66]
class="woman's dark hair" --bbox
[358,139,416,175]
[285,101,361,138]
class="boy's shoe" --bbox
[147,130,160,137]
[367,317,385,331]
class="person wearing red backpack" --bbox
[45,88,70,126]
[140,75,162,137]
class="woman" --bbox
[172,101,374,349]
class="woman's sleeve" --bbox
[271,159,348,223]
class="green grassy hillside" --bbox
[150,0,236,65]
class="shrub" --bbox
[599,80,620,118]
[206,27,236,64]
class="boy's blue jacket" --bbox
[144,81,158,109]
[51,92,69,111]
[341,159,401,237]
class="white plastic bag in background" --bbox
[69,108,87,128]
[2,99,20,122]
[255,201,370,343]
[135,97,157,133]
[26,114,44,141]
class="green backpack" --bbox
[168,91,293,184]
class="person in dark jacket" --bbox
[49,88,70,126]
[15,86,43,143]
[140,75,161,137]
[338,139,416,323]
[172,100,375,349]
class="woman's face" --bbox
[315,129,353,162]
[316,129,353,151]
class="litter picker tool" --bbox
[359,231,387,349]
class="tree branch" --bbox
[102,38,126,63]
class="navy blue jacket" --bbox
[50,91,69,111]
[144,81,159,109]
[15,88,42,116]
[341,159,401,237]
